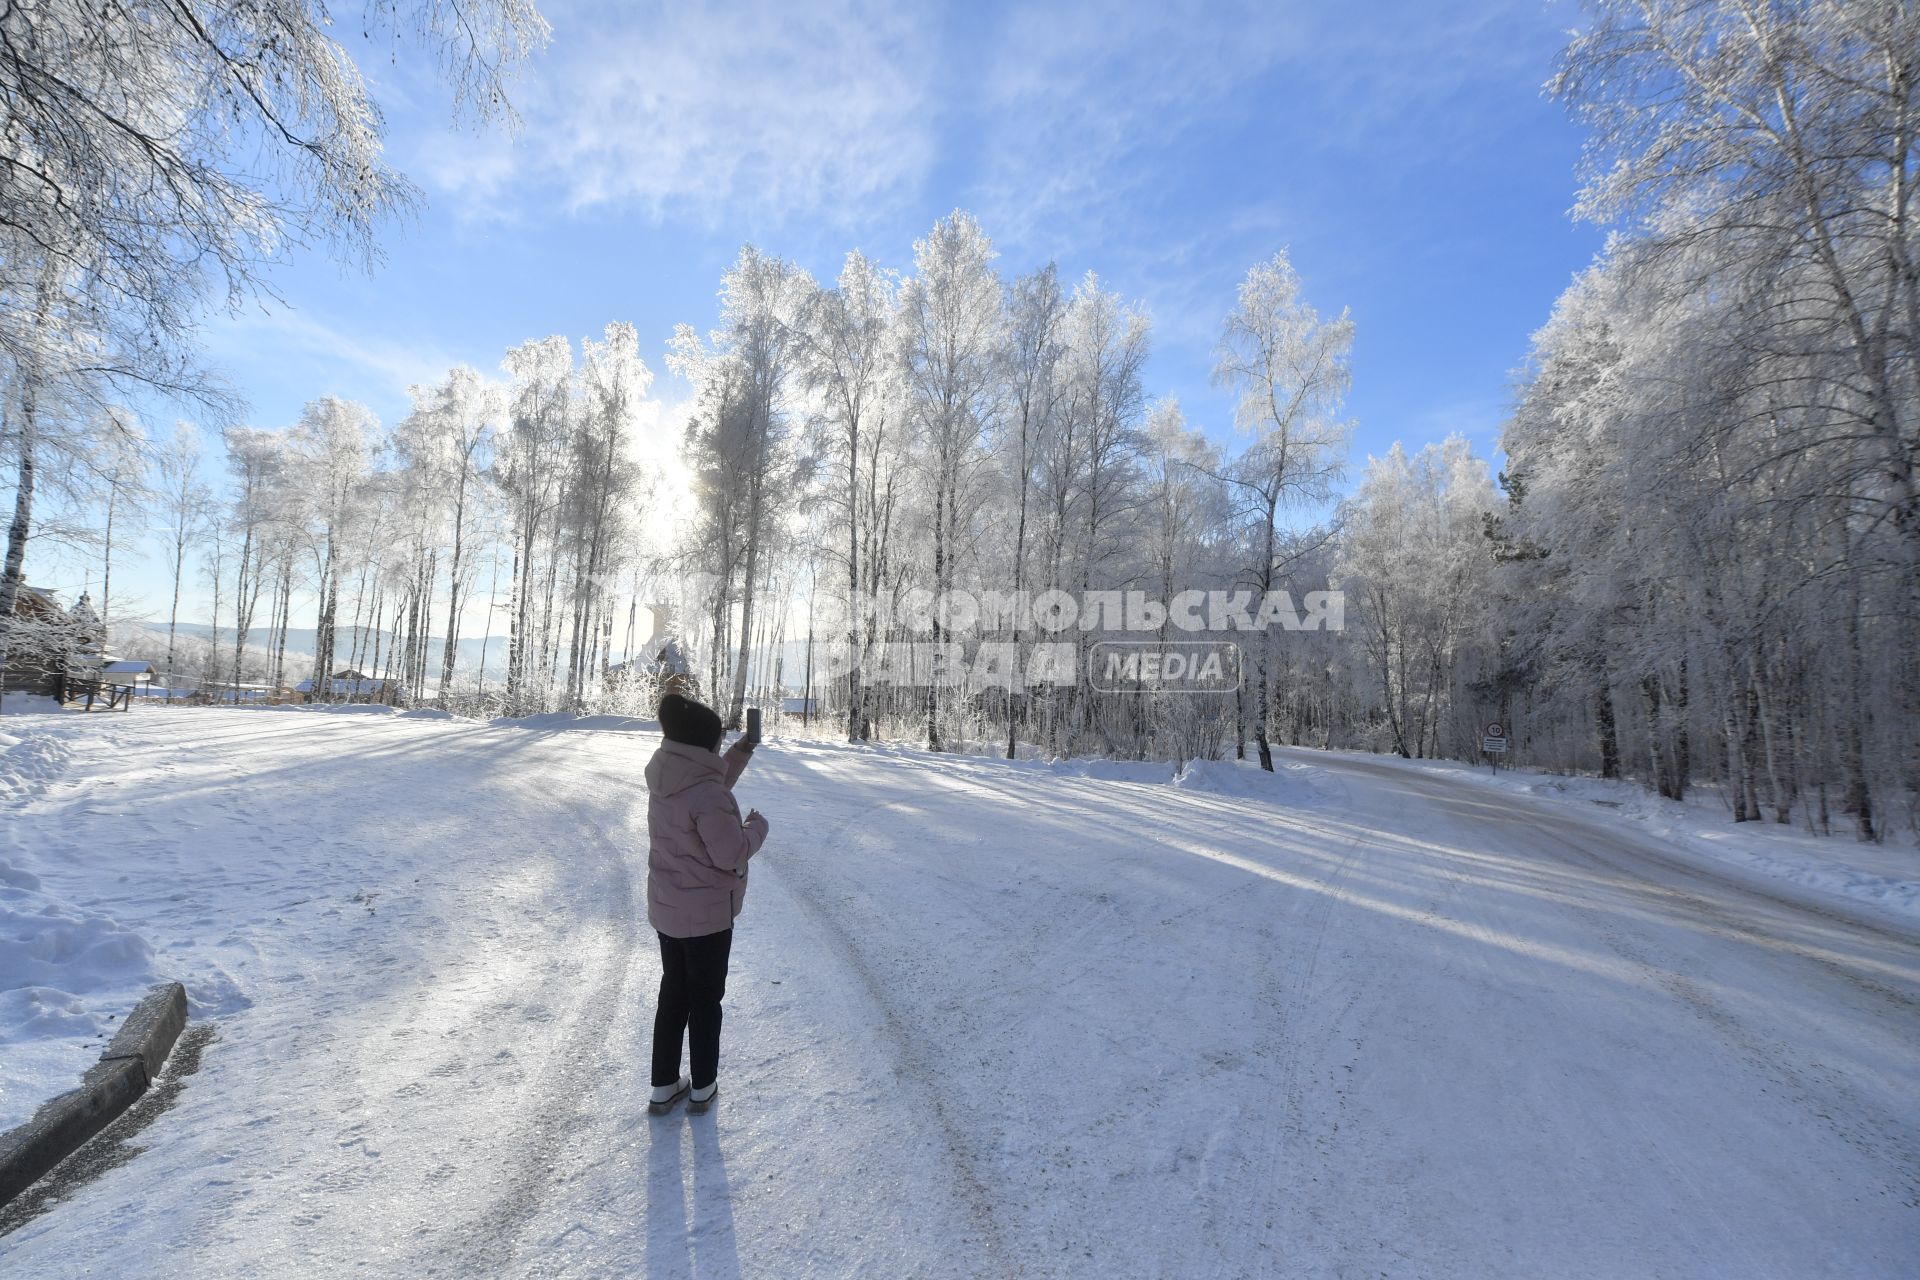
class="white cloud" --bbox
[397,0,1558,256]
[201,305,467,424]
[973,4,1299,223]
[963,0,1557,254]
[411,0,939,227]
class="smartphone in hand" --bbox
[744,706,762,745]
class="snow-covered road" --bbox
[2,711,1915,1278]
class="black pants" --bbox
[651,928,733,1089]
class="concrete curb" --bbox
[0,982,189,1208]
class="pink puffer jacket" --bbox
[646,739,768,938]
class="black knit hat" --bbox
[658,693,723,751]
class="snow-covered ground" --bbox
[1272,745,1920,924]
[2,709,1916,1277]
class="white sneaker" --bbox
[649,1075,690,1114]
[688,1081,718,1114]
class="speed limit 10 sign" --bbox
[1485,721,1505,738]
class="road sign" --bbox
[1482,736,1508,753]
[1485,721,1505,738]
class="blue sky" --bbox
[82,0,1604,624]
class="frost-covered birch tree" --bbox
[1210,252,1353,770]
[153,422,210,689]
[399,365,500,697]
[995,263,1067,757]
[293,397,376,695]
[898,212,1003,751]
[802,251,898,743]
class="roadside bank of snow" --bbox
[0,878,159,1132]
[0,722,164,1131]
[0,724,69,805]
[0,694,60,716]
[1173,755,1329,806]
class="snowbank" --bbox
[0,718,248,1131]
[0,692,62,715]
[0,846,161,1131]
[1172,756,1328,807]
[0,724,70,804]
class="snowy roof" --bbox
[101,660,156,676]
[9,584,60,616]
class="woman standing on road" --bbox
[645,693,770,1115]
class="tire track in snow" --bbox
[1326,763,1784,1274]
[871,747,1387,1273]
[1550,812,1920,1011]
[1506,819,1880,1274]
[753,778,1022,1276]
[420,770,643,1276]
[1333,757,1919,1252]
[1520,820,1920,1207]
[1193,768,1369,1276]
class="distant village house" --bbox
[294,668,401,705]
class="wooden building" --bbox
[1,585,101,699]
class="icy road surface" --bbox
[1,710,1915,1278]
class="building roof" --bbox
[296,676,394,695]
[9,585,60,616]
